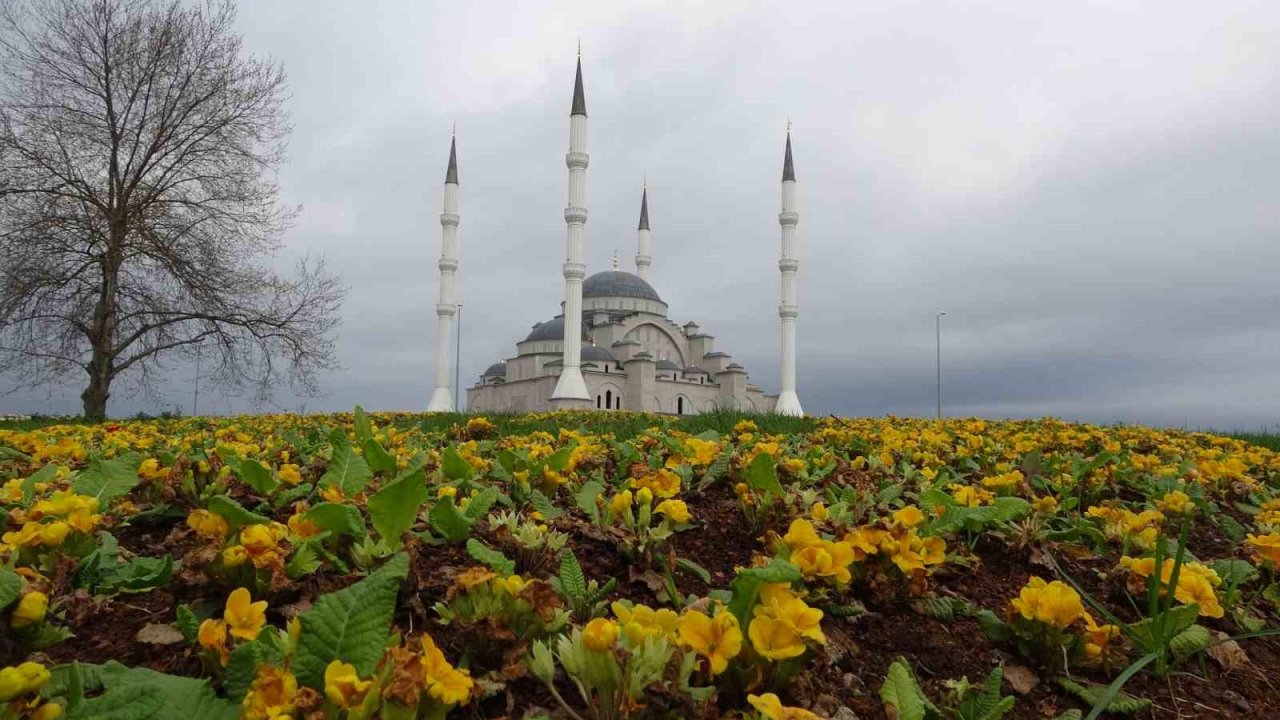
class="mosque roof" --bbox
[482,361,506,377]
[582,271,662,302]
[523,315,590,343]
[655,359,681,371]
[544,345,617,366]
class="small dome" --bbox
[582,271,662,302]
[582,345,616,363]
[482,361,507,377]
[655,359,681,371]
[524,315,589,343]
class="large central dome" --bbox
[582,270,662,302]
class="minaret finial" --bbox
[571,50,587,117]
[612,249,619,270]
[782,123,795,182]
[637,183,649,231]
[445,131,458,185]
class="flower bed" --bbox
[1,411,1278,719]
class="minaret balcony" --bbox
[565,151,590,168]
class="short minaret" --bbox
[635,182,652,282]
[550,54,592,406]
[774,127,804,416]
[427,133,461,412]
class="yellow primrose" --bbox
[609,490,633,516]
[1010,577,1085,628]
[781,518,821,551]
[0,661,51,702]
[582,617,620,652]
[891,506,926,529]
[1246,532,1280,565]
[654,498,691,523]
[187,509,230,540]
[678,607,743,675]
[10,591,48,628]
[747,614,806,659]
[222,545,249,567]
[277,463,303,486]
[1156,490,1195,516]
[324,660,373,709]
[748,692,821,720]
[224,587,267,641]
[612,601,680,645]
[241,665,297,720]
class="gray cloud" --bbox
[4,0,1279,430]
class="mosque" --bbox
[425,56,804,416]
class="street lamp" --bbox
[454,303,463,413]
[935,311,947,420]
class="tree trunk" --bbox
[81,360,111,421]
[82,221,125,422]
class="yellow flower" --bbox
[187,509,230,540]
[1032,495,1059,514]
[781,518,821,551]
[756,594,826,644]
[222,545,249,567]
[678,607,743,675]
[428,667,473,706]
[612,602,680,645]
[324,660,373,709]
[320,485,345,503]
[632,468,682,498]
[891,506,925,529]
[11,591,47,628]
[1156,490,1195,516]
[809,502,829,522]
[951,484,993,507]
[748,692,821,720]
[240,524,284,570]
[790,540,854,586]
[37,521,70,547]
[31,702,63,720]
[1010,577,1085,628]
[277,463,303,486]
[1246,533,1280,565]
[0,661,50,701]
[1118,556,1224,618]
[636,487,654,506]
[748,614,806,659]
[582,617,620,652]
[224,587,267,641]
[241,665,297,720]
[684,438,720,466]
[609,490,633,516]
[654,499,691,523]
[198,618,228,651]
[287,617,301,646]
[843,525,886,561]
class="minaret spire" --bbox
[774,125,804,416]
[551,51,592,406]
[427,131,461,412]
[634,181,652,282]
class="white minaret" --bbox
[635,182,652,282]
[550,55,592,405]
[426,134,460,412]
[774,127,804,416]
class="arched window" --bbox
[605,389,612,409]
[614,394,622,409]
[596,395,602,409]
[677,397,684,415]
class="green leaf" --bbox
[0,568,21,609]
[574,480,605,521]
[236,458,277,495]
[65,684,165,719]
[353,405,373,446]
[22,463,58,500]
[294,553,409,688]
[363,438,398,475]
[73,454,142,505]
[529,488,563,521]
[467,539,515,576]
[974,609,1016,643]
[880,657,935,720]
[207,495,270,529]
[744,452,783,497]
[1058,674,1153,717]
[320,430,372,496]
[286,542,324,579]
[175,605,199,644]
[558,550,588,601]
[738,558,802,583]
[1209,558,1258,588]
[728,559,802,627]
[1168,623,1212,661]
[304,503,366,539]
[368,469,429,543]
[462,487,499,521]
[428,498,473,542]
[223,641,263,702]
[676,558,712,585]
[440,446,475,481]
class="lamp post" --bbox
[935,311,946,420]
[454,303,463,413]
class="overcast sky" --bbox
[5,0,1280,429]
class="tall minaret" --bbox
[550,53,592,406]
[774,127,804,416]
[635,182,652,282]
[426,133,460,412]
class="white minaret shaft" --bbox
[775,130,804,416]
[551,56,591,402]
[427,136,460,412]
[635,184,652,282]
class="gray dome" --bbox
[524,316,589,343]
[655,359,681,371]
[582,271,662,302]
[482,361,507,377]
[582,345,616,363]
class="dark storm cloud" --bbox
[4,1,1279,429]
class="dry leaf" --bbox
[1003,664,1040,695]
[1206,631,1248,672]
[134,623,184,645]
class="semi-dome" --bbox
[582,271,662,302]
[482,361,507,377]
[523,315,590,343]
[582,345,616,363]
[655,359,681,371]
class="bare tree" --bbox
[0,0,344,420]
